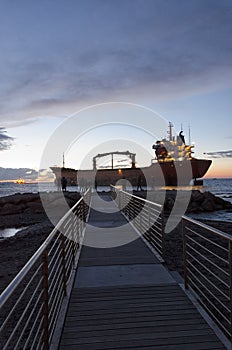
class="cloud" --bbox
[0,0,232,125]
[0,167,37,180]
[0,128,14,151]
[204,150,232,158]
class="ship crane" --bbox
[93,151,136,170]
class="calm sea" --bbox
[0,178,231,222]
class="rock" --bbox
[24,201,44,213]
[187,201,202,213]
[191,190,204,203]
[0,191,82,216]
[1,203,22,215]
[164,197,175,211]
[137,189,232,214]
[201,198,215,211]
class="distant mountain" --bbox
[0,167,38,181]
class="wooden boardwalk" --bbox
[58,193,226,350]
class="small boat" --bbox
[16,178,25,184]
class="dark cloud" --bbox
[0,128,14,151]
[204,150,232,158]
[0,167,37,181]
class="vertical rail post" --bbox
[182,218,188,290]
[79,201,83,234]
[161,208,165,258]
[71,210,76,262]
[118,190,121,211]
[60,227,67,297]
[148,203,152,243]
[74,208,80,249]
[42,250,49,350]
[80,203,84,239]
[128,196,131,220]
[83,196,87,223]
[229,240,232,342]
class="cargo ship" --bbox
[50,123,212,187]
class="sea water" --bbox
[0,178,231,222]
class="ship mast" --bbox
[168,122,173,141]
[188,124,191,145]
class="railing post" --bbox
[122,191,124,213]
[80,201,84,234]
[182,218,188,290]
[83,196,87,223]
[161,208,165,258]
[60,228,67,297]
[71,212,76,262]
[148,203,152,243]
[75,210,80,248]
[42,250,49,350]
[119,191,121,211]
[229,240,232,342]
[139,201,142,233]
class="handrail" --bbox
[0,188,91,350]
[182,215,232,342]
[0,192,87,307]
[111,185,164,257]
[182,215,232,241]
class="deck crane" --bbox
[92,151,136,170]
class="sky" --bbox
[0,0,231,179]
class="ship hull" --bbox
[142,158,212,186]
[50,158,211,187]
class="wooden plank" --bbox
[63,317,206,331]
[72,289,186,300]
[73,284,181,294]
[60,335,224,350]
[62,323,211,337]
[68,299,193,311]
[64,313,203,327]
[64,308,208,321]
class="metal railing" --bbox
[182,215,232,341]
[111,185,164,257]
[0,189,91,350]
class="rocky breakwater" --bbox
[164,189,232,213]
[0,191,81,227]
[135,189,232,214]
[0,191,81,292]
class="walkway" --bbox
[58,193,226,349]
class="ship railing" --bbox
[0,188,91,350]
[182,215,232,342]
[111,185,164,257]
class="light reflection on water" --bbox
[0,227,26,238]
